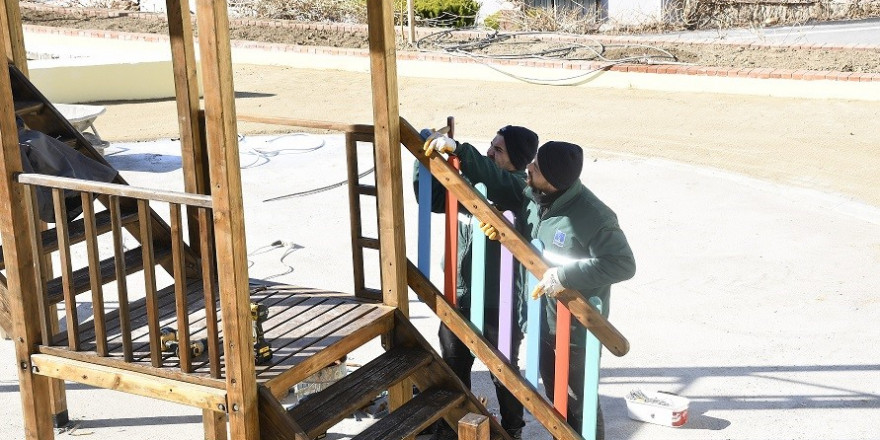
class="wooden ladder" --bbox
[259,310,509,440]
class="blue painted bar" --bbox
[470,183,487,334]
[497,211,515,361]
[581,296,603,440]
[525,239,543,387]
[417,163,431,278]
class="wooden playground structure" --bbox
[0,0,629,439]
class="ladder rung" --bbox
[357,237,379,250]
[357,185,377,196]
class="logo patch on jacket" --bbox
[553,230,566,247]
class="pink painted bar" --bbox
[497,211,515,361]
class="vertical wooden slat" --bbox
[52,189,79,350]
[138,199,161,367]
[470,183,487,334]
[24,186,53,343]
[345,131,366,298]
[497,211,515,360]
[0,37,53,437]
[194,0,258,435]
[170,203,192,372]
[554,303,572,418]
[198,207,221,378]
[27,186,69,427]
[581,297,603,440]
[109,196,134,362]
[417,162,432,278]
[525,240,543,387]
[81,192,108,356]
[443,156,460,306]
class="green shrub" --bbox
[396,0,480,27]
[483,11,501,29]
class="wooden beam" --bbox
[399,119,630,357]
[238,114,374,134]
[194,0,258,438]
[0,27,53,438]
[17,174,213,208]
[30,354,228,411]
[458,413,490,440]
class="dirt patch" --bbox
[21,7,880,73]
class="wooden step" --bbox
[0,207,138,270]
[288,346,433,438]
[45,243,172,306]
[350,387,466,440]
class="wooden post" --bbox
[0,28,53,439]
[367,0,407,315]
[366,0,411,416]
[194,0,258,438]
[0,0,27,74]
[458,413,490,440]
[165,0,210,250]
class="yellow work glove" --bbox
[423,131,457,157]
[531,267,565,300]
[479,221,499,241]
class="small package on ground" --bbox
[625,389,689,427]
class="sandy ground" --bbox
[97,64,880,207]
[3,61,880,439]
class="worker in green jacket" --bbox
[526,141,636,438]
[480,140,636,439]
[414,125,539,440]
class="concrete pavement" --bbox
[2,133,878,439]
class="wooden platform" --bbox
[38,282,395,397]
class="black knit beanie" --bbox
[498,125,538,171]
[537,141,583,191]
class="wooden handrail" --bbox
[17,173,213,208]
[399,117,630,357]
[237,114,375,135]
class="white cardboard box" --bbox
[625,390,690,427]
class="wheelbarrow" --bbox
[54,103,109,153]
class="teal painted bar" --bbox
[581,296,603,440]
[525,239,543,387]
[417,163,431,277]
[470,183,487,333]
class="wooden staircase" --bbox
[259,310,509,440]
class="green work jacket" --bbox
[522,180,636,345]
[413,142,529,320]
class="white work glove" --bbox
[531,267,565,300]
[423,132,457,157]
[478,221,499,241]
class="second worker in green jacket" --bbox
[414,125,539,440]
